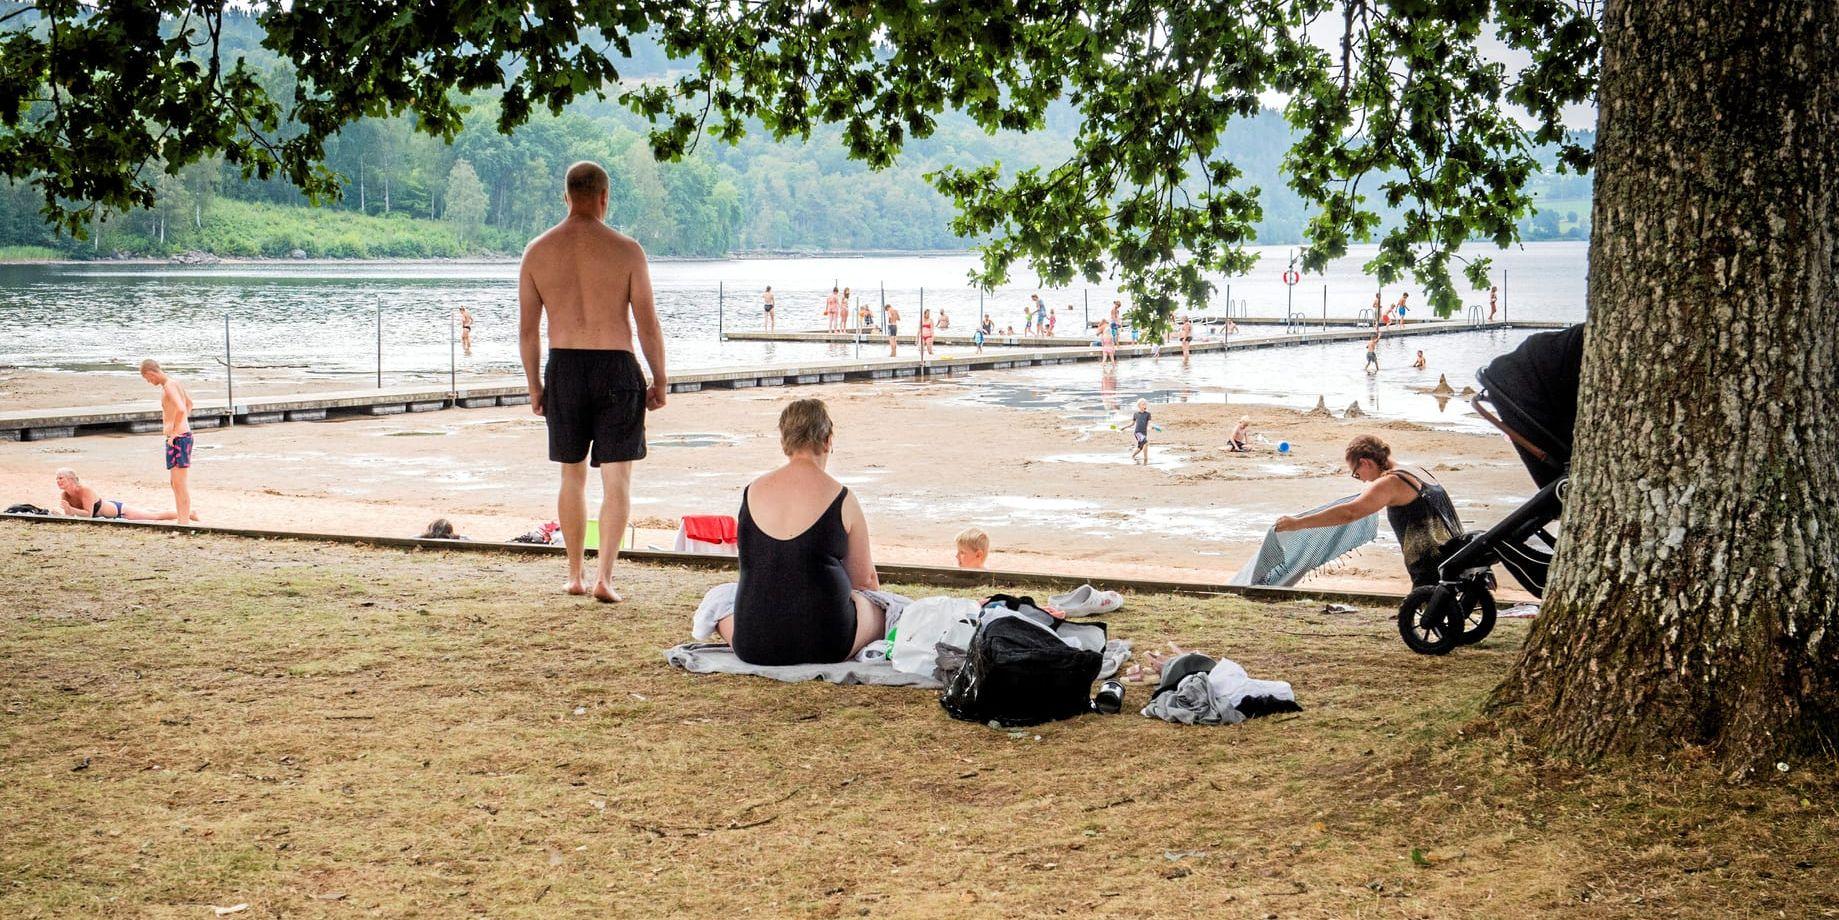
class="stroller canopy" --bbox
[1477,325,1584,484]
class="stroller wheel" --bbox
[1398,585,1462,655]
[1457,585,1498,645]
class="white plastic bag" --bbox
[890,598,981,676]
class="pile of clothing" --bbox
[1140,652,1300,725]
[507,521,561,545]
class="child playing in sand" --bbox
[1227,415,1251,452]
[1129,398,1152,463]
[955,527,990,569]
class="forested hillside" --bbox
[0,9,1592,260]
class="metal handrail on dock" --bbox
[0,320,1559,442]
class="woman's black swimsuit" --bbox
[732,486,858,666]
[1385,467,1464,587]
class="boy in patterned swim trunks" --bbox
[140,359,196,526]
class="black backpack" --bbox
[940,599,1105,727]
[5,504,50,515]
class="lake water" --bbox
[0,242,1586,383]
[947,326,1539,434]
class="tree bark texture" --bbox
[1492,0,1838,771]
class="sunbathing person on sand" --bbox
[55,468,194,521]
[718,399,886,666]
[419,518,470,540]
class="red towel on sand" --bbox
[681,515,738,545]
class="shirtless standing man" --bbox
[458,306,475,356]
[519,161,669,603]
[884,303,901,357]
[139,359,195,525]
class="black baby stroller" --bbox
[1397,325,1584,654]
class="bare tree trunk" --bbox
[1491,0,1839,774]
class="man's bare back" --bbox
[521,218,649,352]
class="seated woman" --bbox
[1274,434,1464,587]
[718,398,884,665]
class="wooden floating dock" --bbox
[0,320,1565,441]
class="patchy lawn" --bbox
[1,520,1833,919]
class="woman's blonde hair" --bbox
[779,398,834,455]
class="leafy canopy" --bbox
[0,0,1598,325]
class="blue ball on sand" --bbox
[1278,441,1291,453]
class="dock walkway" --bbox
[1,320,1564,441]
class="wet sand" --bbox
[0,368,1539,597]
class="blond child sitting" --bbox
[955,527,990,569]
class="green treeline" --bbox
[0,10,1591,260]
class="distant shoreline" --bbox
[0,241,1593,268]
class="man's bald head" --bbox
[565,161,610,214]
[139,358,166,384]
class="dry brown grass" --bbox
[2,520,1834,919]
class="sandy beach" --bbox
[0,365,1537,596]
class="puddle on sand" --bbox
[1258,462,1305,476]
[946,381,1221,419]
[651,432,744,449]
[992,495,1100,512]
[1042,451,1189,471]
[872,491,1266,543]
